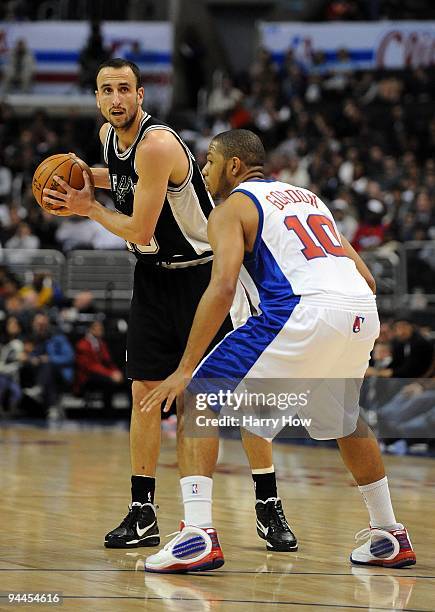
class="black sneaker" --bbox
[255,498,298,552]
[104,502,160,548]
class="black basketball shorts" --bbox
[126,260,248,381]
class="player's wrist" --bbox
[87,199,102,220]
[179,361,195,378]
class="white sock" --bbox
[251,464,275,475]
[358,476,399,529]
[180,476,213,528]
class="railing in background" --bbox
[360,248,402,312]
[399,241,435,308]
[1,242,434,313]
[0,249,66,288]
[65,250,136,303]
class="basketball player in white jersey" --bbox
[141,129,416,573]
[42,61,296,554]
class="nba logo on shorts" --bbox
[192,484,199,494]
[353,315,365,333]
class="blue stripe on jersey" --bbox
[232,188,264,259]
[188,240,300,411]
[245,178,276,183]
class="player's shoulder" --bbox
[136,127,181,161]
[140,126,180,149]
[99,122,111,144]
[212,191,258,222]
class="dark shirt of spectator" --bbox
[390,319,434,379]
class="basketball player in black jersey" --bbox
[43,59,296,553]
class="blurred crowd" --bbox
[1,34,434,447]
[361,314,435,454]
[184,52,435,294]
[0,264,127,417]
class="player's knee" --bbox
[131,380,158,411]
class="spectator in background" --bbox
[1,39,35,94]
[74,320,124,410]
[19,313,74,415]
[5,221,40,249]
[178,25,206,110]
[0,153,12,203]
[378,375,435,442]
[352,199,386,252]
[375,315,433,382]
[278,155,310,188]
[55,216,96,252]
[207,75,243,117]
[330,198,358,242]
[19,272,62,309]
[0,315,24,412]
[78,22,111,92]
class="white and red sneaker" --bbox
[144,522,224,573]
[350,525,416,568]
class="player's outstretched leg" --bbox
[337,418,416,568]
[241,429,297,551]
[105,380,161,548]
[145,401,224,572]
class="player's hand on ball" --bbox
[43,171,95,217]
[140,369,190,413]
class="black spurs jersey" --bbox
[103,113,214,265]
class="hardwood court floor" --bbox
[0,423,434,611]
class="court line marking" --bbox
[0,595,427,610]
[0,568,433,579]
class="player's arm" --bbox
[90,167,110,189]
[89,133,173,244]
[178,204,245,374]
[90,124,111,189]
[341,234,376,294]
[140,202,245,412]
[43,131,176,245]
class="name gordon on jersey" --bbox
[266,188,319,210]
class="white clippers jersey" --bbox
[233,180,372,304]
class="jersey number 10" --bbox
[284,214,346,260]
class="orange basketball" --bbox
[32,153,94,216]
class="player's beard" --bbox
[214,167,233,202]
[108,103,140,131]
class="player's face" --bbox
[96,67,144,130]
[202,143,233,201]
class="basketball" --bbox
[32,153,94,216]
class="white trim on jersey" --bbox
[103,126,112,165]
[166,185,211,256]
[239,265,262,315]
[112,113,151,160]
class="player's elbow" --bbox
[132,229,153,245]
[213,278,237,304]
[366,273,376,294]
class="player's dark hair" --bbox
[96,58,142,90]
[212,129,265,168]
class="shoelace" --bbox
[118,504,141,529]
[162,528,183,551]
[270,502,291,532]
[354,528,372,542]
[118,503,158,530]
